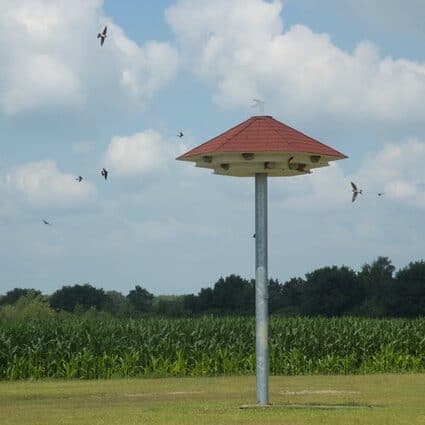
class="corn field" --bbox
[0,317,424,380]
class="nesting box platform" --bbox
[177,115,347,177]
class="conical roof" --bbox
[177,115,347,177]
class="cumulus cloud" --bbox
[1,53,81,114]
[0,0,179,114]
[359,140,425,208]
[166,0,425,124]
[3,160,96,206]
[118,39,179,98]
[275,161,349,211]
[103,129,184,177]
[274,139,425,210]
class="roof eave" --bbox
[177,151,348,162]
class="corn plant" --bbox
[0,316,424,380]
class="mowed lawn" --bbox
[1,374,424,425]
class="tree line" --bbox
[1,257,424,319]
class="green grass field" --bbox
[1,374,424,424]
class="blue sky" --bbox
[0,0,424,295]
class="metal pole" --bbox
[255,173,269,405]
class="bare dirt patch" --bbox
[280,389,360,395]
[125,391,205,398]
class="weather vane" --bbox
[251,99,265,115]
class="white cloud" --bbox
[1,53,81,114]
[166,0,425,124]
[4,160,96,206]
[275,162,349,211]
[118,40,179,98]
[103,129,183,177]
[0,0,179,114]
[359,139,425,208]
[273,139,425,210]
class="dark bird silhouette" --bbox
[177,132,184,138]
[378,192,384,197]
[97,26,107,46]
[288,156,309,173]
[76,176,83,182]
[351,181,363,203]
[42,219,51,226]
[253,233,256,238]
[101,168,108,180]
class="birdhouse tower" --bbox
[177,115,347,406]
[177,115,346,177]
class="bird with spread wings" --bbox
[351,181,363,203]
[97,26,107,46]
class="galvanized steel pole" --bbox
[255,173,269,405]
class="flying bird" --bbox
[97,26,107,46]
[253,233,256,238]
[177,132,184,138]
[351,181,363,203]
[377,192,384,197]
[42,219,51,226]
[101,168,108,180]
[76,176,83,182]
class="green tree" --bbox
[211,275,254,314]
[388,261,425,317]
[301,266,363,317]
[268,278,285,314]
[183,294,199,314]
[0,293,54,321]
[197,287,215,313]
[50,284,108,312]
[279,277,305,316]
[357,257,395,316]
[127,285,154,313]
[153,295,186,317]
[103,290,126,315]
[0,288,42,306]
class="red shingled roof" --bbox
[177,116,347,159]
